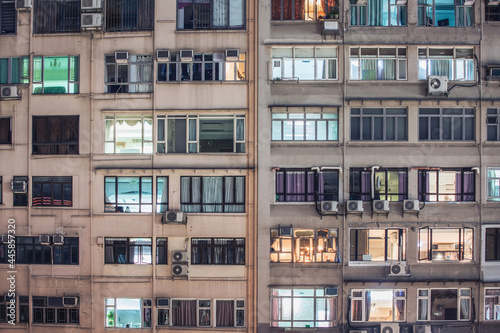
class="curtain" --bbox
[367,0,383,26]
[294,0,304,19]
[203,177,223,212]
[172,300,196,326]
[463,172,475,201]
[365,291,371,321]
[361,171,371,201]
[272,0,282,19]
[361,59,377,80]
[379,59,396,80]
[455,172,462,202]
[216,300,234,326]
[429,59,452,79]
[351,299,362,321]
[317,173,324,201]
[213,0,227,27]
[286,172,305,201]
[322,0,335,17]
[398,171,407,201]
[271,297,280,324]
[460,299,470,320]
[276,172,285,201]
[395,299,405,321]
[229,0,245,27]
[418,299,428,320]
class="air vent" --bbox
[52,235,64,245]
[81,0,101,10]
[172,264,188,276]
[346,200,363,213]
[372,200,390,212]
[11,180,27,193]
[180,50,194,62]
[356,0,367,4]
[171,251,188,263]
[396,0,407,4]
[115,52,129,63]
[63,297,79,307]
[321,201,338,214]
[39,235,51,245]
[1,86,20,98]
[157,298,170,307]
[463,0,474,4]
[403,199,420,212]
[157,50,170,61]
[225,49,239,61]
[16,0,31,9]
[162,211,184,224]
[324,287,338,296]
[81,13,102,29]
[428,75,448,95]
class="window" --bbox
[0,0,16,34]
[272,0,337,20]
[6,237,79,265]
[417,288,471,321]
[0,117,11,144]
[191,238,245,265]
[105,54,153,93]
[0,176,2,204]
[156,177,168,213]
[33,296,79,324]
[105,0,153,31]
[32,176,72,207]
[157,52,245,82]
[271,287,337,327]
[486,4,500,21]
[32,116,79,154]
[418,0,473,27]
[350,229,406,262]
[105,115,153,154]
[177,0,245,29]
[157,115,245,153]
[418,108,475,141]
[275,169,339,202]
[33,0,79,33]
[350,0,407,26]
[13,176,28,207]
[104,238,152,264]
[418,168,475,202]
[216,300,245,327]
[271,107,338,141]
[487,108,500,141]
[0,57,29,84]
[0,295,28,323]
[181,176,245,213]
[351,108,407,140]
[156,238,168,264]
[32,56,79,94]
[271,228,339,263]
[349,168,407,201]
[488,169,500,201]
[485,288,500,320]
[105,176,156,213]
[350,47,407,80]
[418,48,475,80]
[272,47,337,81]
[485,228,500,261]
[418,227,473,261]
[105,298,152,328]
[350,289,406,322]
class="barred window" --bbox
[33,0,80,33]
[0,0,16,34]
[32,116,79,155]
[105,0,153,31]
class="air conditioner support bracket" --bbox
[372,211,389,219]
[403,210,420,218]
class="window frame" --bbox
[271,0,337,21]
[13,176,28,207]
[0,117,11,145]
[349,168,408,202]
[33,0,80,33]
[0,56,29,84]
[417,0,474,27]
[485,3,500,22]
[156,238,168,265]
[418,227,474,262]
[349,47,407,81]
[32,176,73,207]
[487,168,500,201]
[0,176,2,204]
[0,236,79,265]
[418,108,475,141]
[105,54,153,93]
[418,168,475,202]
[487,108,500,141]
[484,226,500,262]
[32,296,79,324]
[177,0,246,30]
[350,107,407,141]
[349,228,406,263]
[32,115,79,155]
[418,47,475,81]
[484,288,500,321]
[104,237,152,265]
[350,0,407,26]
[0,0,16,35]
[105,0,154,32]
[275,168,339,202]
[32,55,79,94]
[105,297,152,328]
[416,288,471,321]
[350,289,406,322]
[104,115,153,154]
[191,238,245,265]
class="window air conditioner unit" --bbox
[39,235,51,245]
[323,21,340,35]
[63,297,79,307]
[372,200,390,212]
[225,49,239,61]
[396,0,407,3]
[463,0,474,5]
[487,66,500,80]
[321,201,338,214]
[16,0,31,9]
[81,0,101,10]
[324,287,338,296]
[180,50,194,62]
[1,235,10,244]
[1,85,20,98]
[279,225,293,237]
[172,264,188,276]
[52,235,64,245]
[115,51,129,63]
[157,298,170,307]
[428,75,448,95]
[488,0,500,5]
[163,211,184,224]
[388,262,410,276]
[157,50,170,61]
[381,323,400,333]
[172,251,189,263]
[81,13,102,29]
[356,0,367,4]
[346,200,363,213]
[403,199,420,212]
[11,180,27,193]
[413,325,432,333]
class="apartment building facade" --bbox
[0,0,257,332]
[257,1,500,333]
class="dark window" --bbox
[32,56,79,94]
[32,116,78,155]
[419,108,475,141]
[0,118,9,144]
[0,0,16,34]
[13,176,28,207]
[105,54,153,93]
[191,238,245,265]
[0,57,29,84]
[350,107,407,140]
[177,0,245,29]
[156,238,168,264]
[105,0,154,31]
[32,296,79,324]
[486,4,500,21]
[0,176,2,204]
[418,168,475,202]
[275,169,339,202]
[33,0,80,33]
[104,238,152,264]
[487,108,500,141]
[2,236,79,265]
[486,228,500,261]
[181,176,245,213]
[32,176,72,207]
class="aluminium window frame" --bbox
[349,47,407,80]
[176,0,246,30]
[486,108,500,141]
[418,168,475,202]
[104,114,153,154]
[487,168,500,201]
[349,228,406,263]
[32,115,79,155]
[32,55,79,94]
[156,237,168,265]
[418,227,474,262]
[105,297,152,328]
[32,176,73,207]
[484,288,500,321]
[483,225,500,263]
[0,0,16,35]
[416,288,471,321]
[104,176,154,213]
[417,0,474,27]
[1,236,79,265]
[417,47,475,81]
[191,237,245,265]
[350,107,408,141]
[104,237,152,265]
[350,288,406,322]
[0,117,12,145]
[105,54,153,93]
[0,56,29,84]
[418,108,475,141]
[349,0,407,26]
[32,296,80,324]
[275,168,340,202]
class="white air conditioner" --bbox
[323,21,340,35]
[403,199,420,212]
[81,13,102,29]
[63,297,79,307]
[356,0,367,4]
[279,226,293,237]
[346,200,363,213]
[396,0,407,3]
[52,235,64,245]
[388,262,409,276]
[11,180,27,193]
[157,298,170,307]
[16,0,31,9]
[381,323,400,333]
[372,200,390,212]
[172,251,189,263]
[321,201,338,214]
[81,0,101,10]
[115,51,129,63]
[362,254,372,261]
[324,287,338,296]
[39,235,51,245]
[488,0,500,5]
[413,325,432,333]
[225,49,239,61]
[463,0,474,5]
[157,49,170,61]
[163,211,184,224]
[180,50,194,62]
[428,75,448,95]
[172,264,188,276]
[1,235,10,244]
[1,85,20,98]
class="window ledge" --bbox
[156,81,247,85]
[271,20,323,25]
[271,262,341,266]
[175,29,247,34]
[32,206,74,209]
[272,202,315,206]
[271,80,338,85]
[156,327,248,330]
[271,142,340,147]
[348,261,393,267]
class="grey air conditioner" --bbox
[396,0,407,3]
[172,264,188,276]
[52,235,64,245]
[157,298,170,307]
[81,13,102,29]
[403,199,420,212]
[1,86,20,98]
[172,251,189,263]
[16,0,32,9]
[324,287,338,296]
[388,262,409,276]
[321,201,338,214]
[356,0,367,4]
[11,180,27,193]
[225,49,239,61]
[463,0,474,4]
[279,225,293,237]
[381,323,400,333]
[163,211,184,224]
[372,200,390,212]
[180,50,194,62]
[81,0,102,10]
[346,200,363,213]
[39,235,51,245]
[157,50,171,61]
[413,325,431,333]
[63,297,79,307]
[115,52,129,63]
[428,75,448,95]
[349,331,368,333]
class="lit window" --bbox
[33,0,80,33]
[349,229,406,262]
[485,288,500,321]
[32,296,79,324]
[105,298,152,328]
[105,54,153,93]
[32,176,72,207]
[272,0,338,20]
[418,168,475,202]
[351,108,407,140]
[104,238,152,265]
[485,228,500,261]
[32,56,79,94]
[417,288,471,321]
[350,0,407,26]
[0,57,29,83]
[272,47,337,81]
[191,238,245,265]
[105,0,153,32]
[418,0,473,27]
[350,289,406,322]
[177,0,245,29]
[275,168,339,202]
[418,48,475,80]
[105,115,153,154]
[32,116,79,155]
[418,108,475,141]
[487,169,500,201]
[418,227,473,261]
[271,107,338,141]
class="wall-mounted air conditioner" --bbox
[81,13,102,28]
[428,75,448,95]
[180,50,194,62]
[16,0,31,9]
[413,325,432,333]
[488,0,500,5]
[11,180,27,193]
[372,200,390,212]
[380,323,400,333]
[63,297,79,307]
[81,0,101,10]
[172,264,188,276]
[52,235,64,245]
[388,262,410,276]
[463,0,474,5]
[172,251,189,263]
[403,199,420,212]
[115,51,129,63]
[157,50,170,61]
[324,287,338,296]
[346,200,363,213]
[39,235,51,245]
[225,49,239,61]
[279,225,293,237]
[356,0,367,4]
[321,201,338,214]
[396,0,407,4]
[1,85,20,98]
[162,211,184,224]
[323,21,340,35]
[157,298,170,307]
